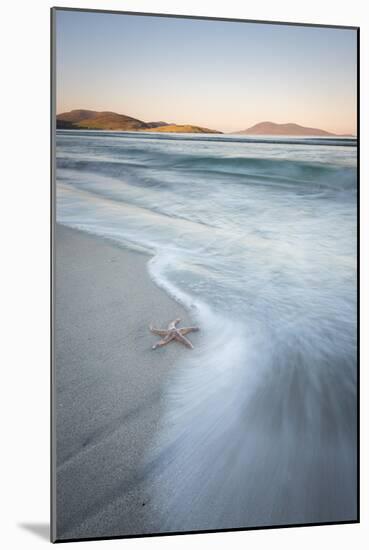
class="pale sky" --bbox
[55,10,357,134]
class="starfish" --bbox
[149,318,199,350]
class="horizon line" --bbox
[56,107,356,136]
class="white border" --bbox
[2,1,367,548]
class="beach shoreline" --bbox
[54,224,198,540]
[54,124,357,536]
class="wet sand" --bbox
[54,224,197,540]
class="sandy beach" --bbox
[54,126,357,538]
[54,224,197,540]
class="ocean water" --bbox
[56,130,357,529]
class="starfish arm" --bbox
[179,327,199,335]
[174,333,194,349]
[168,318,181,330]
[149,325,168,337]
[152,333,175,350]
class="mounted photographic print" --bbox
[51,7,359,543]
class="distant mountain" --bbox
[145,121,170,129]
[56,109,148,131]
[235,121,339,136]
[56,110,221,133]
[142,124,221,134]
